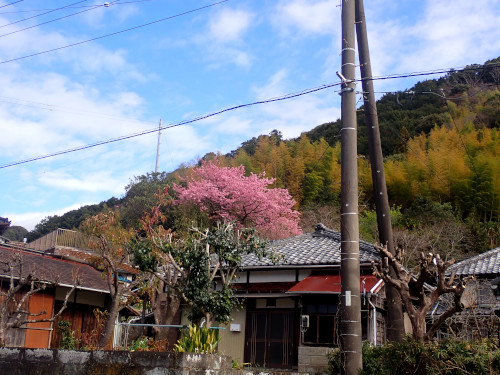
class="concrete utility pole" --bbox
[155,119,162,174]
[355,0,404,341]
[339,0,362,373]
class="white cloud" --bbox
[194,8,255,68]
[38,170,126,194]
[274,0,339,36]
[6,202,95,231]
[80,2,140,29]
[362,0,500,92]
[208,9,254,43]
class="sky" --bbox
[1,0,500,231]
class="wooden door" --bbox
[245,310,294,369]
[24,293,54,348]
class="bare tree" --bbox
[0,250,79,346]
[81,210,146,349]
[373,245,469,341]
[441,280,500,340]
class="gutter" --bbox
[367,292,377,345]
[239,262,375,270]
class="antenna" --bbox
[155,119,162,173]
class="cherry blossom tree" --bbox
[174,159,302,239]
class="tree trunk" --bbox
[98,292,121,349]
[153,289,181,342]
[0,323,5,346]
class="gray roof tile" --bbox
[447,247,500,276]
[241,223,379,268]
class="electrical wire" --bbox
[0,95,158,125]
[0,0,155,14]
[0,1,23,10]
[0,0,90,30]
[0,0,230,64]
[356,62,500,84]
[1,62,498,169]
[0,2,115,39]
[0,81,342,169]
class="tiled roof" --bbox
[0,244,109,293]
[241,223,379,268]
[447,246,500,276]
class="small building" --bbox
[0,228,141,349]
[216,223,385,372]
[0,241,110,348]
[433,246,500,340]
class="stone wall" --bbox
[297,346,333,374]
[0,348,234,375]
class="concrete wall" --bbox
[297,346,332,375]
[0,348,234,375]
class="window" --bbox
[303,299,338,345]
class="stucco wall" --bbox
[218,308,246,363]
[0,348,234,375]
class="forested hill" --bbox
[20,57,500,260]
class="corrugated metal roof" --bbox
[287,274,382,294]
[241,223,379,268]
[447,246,500,276]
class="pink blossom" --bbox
[173,159,302,239]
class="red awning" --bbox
[287,274,383,294]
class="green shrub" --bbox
[174,324,220,354]
[128,336,150,351]
[57,320,79,350]
[327,337,500,375]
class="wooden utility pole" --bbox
[339,0,362,373]
[355,0,404,341]
[155,119,162,174]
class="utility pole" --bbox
[155,119,162,174]
[355,0,404,341]
[339,0,362,373]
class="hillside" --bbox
[24,57,500,260]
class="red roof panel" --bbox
[287,274,383,294]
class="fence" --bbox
[29,229,91,252]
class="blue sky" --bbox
[1,0,500,230]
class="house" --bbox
[433,246,500,340]
[215,223,385,372]
[0,228,141,349]
[0,241,110,348]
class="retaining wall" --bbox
[297,346,332,374]
[0,348,234,375]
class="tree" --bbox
[2,226,28,242]
[132,200,271,328]
[120,172,172,229]
[130,193,183,342]
[174,159,302,240]
[0,249,79,345]
[373,245,468,341]
[181,222,269,326]
[81,210,145,349]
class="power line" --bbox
[0,1,23,10]
[0,0,230,65]
[0,2,113,39]
[0,0,155,14]
[0,81,342,169]
[1,62,498,169]
[0,95,158,125]
[0,0,90,30]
